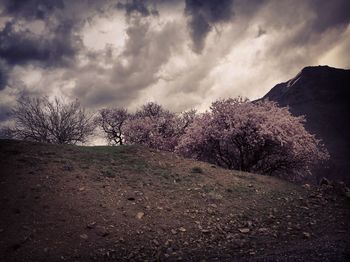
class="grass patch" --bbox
[78,145,139,155]
[126,158,149,172]
[157,170,171,179]
[153,168,173,179]
[191,166,203,174]
[77,145,149,173]
[235,173,258,182]
[202,185,215,193]
[100,169,117,178]
[225,184,255,197]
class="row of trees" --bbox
[4,96,329,180]
[97,102,196,151]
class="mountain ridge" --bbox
[262,65,350,183]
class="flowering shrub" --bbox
[123,114,179,151]
[123,102,189,151]
[176,98,329,180]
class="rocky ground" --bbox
[0,139,349,261]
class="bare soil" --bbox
[0,139,349,261]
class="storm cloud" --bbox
[0,0,349,131]
[116,0,159,17]
[1,0,64,20]
[0,20,80,67]
[309,0,350,33]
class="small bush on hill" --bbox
[9,96,95,145]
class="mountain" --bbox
[0,139,349,261]
[262,65,350,183]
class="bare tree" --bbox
[95,108,129,145]
[10,96,95,144]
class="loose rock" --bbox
[136,212,145,219]
[80,234,88,240]
[179,227,187,232]
[87,222,97,229]
[238,228,250,233]
[302,232,311,239]
[96,226,109,237]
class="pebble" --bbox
[303,184,311,190]
[238,228,250,233]
[86,222,96,229]
[96,226,109,237]
[152,239,159,246]
[302,232,311,239]
[345,191,350,199]
[258,228,268,233]
[80,234,88,240]
[179,227,187,232]
[136,212,145,219]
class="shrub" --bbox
[123,102,195,151]
[9,96,95,144]
[176,98,329,180]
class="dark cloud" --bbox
[309,0,350,33]
[0,0,64,20]
[0,21,81,67]
[116,0,159,17]
[262,0,350,47]
[254,0,350,69]
[185,0,235,53]
[0,0,110,90]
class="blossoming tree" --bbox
[176,98,329,180]
[123,102,190,151]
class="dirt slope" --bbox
[0,139,349,261]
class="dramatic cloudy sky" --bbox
[0,0,350,124]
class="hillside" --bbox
[262,65,350,183]
[0,140,349,261]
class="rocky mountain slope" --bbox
[262,65,350,183]
[0,140,349,261]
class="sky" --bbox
[0,0,349,125]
